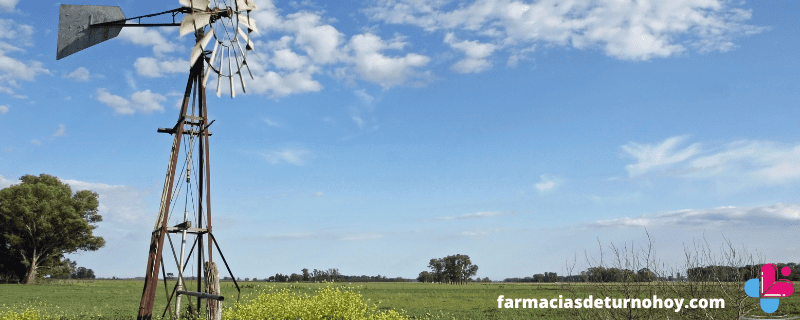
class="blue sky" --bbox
[1,0,799,280]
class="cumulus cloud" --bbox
[535,174,562,192]
[431,211,509,221]
[134,57,188,77]
[245,69,323,98]
[366,0,766,62]
[96,88,166,115]
[622,136,700,177]
[0,0,18,11]
[62,179,151,224]
[0,19,49,97]
[0,174,14,188]
[590,203,800,228]
[263,117,285,128]
[117,25,178,56]
[63,67,92,82]
[260,147,312,165]
[271,48,310,70]
[444,33,497,73]
[0,105,7,114]
[346,33,430,88]
[281,12,345,64]
[53,124,65,137]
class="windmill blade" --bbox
[189,30,214,67]
[237,15,258,33]
[228,46,235,98]
[233,39,255,80]
[179,0,210,10]
[57,5,125,60]
[237,27,254,51]
[203,41,219,87]
[216,47,224,97]
[236,0,258,11]
[242,59,254,80]
[180,12,211,37]
[234,54,247,93]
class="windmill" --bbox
[57,0,258,319]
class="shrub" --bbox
[223,285,408,320]
[0,307,50,320]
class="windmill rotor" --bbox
[180,0,258,98]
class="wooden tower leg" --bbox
[137,58,202,320]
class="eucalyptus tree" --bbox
[0,174,105,284]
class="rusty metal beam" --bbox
[137,55,202,320]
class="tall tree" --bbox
[428,258,445,282]
[301,268,309,281]
[0,174,105,284]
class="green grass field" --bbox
[1,280,799,319]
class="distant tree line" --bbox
[502,262,800,283]
[256,268,412,283]
[686,263,800,282]
[416,254,479,284]
[504,268,664,283]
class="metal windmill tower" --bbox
[57,0,259,318]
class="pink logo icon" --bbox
[760,264,795,297]
[745,264,795,313]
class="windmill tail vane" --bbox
[56,0,259,318]
[57,0,257,98]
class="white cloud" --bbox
[346,33,430,88]
[272,48,310,70]
[312,191,324,197]
[53,124,65,137]
[444,33,497,73]
[621,136,700,177]
[0,174,14,189]
[263,117,285,128]
[134,57,188,77]
[591,203,800,229]
[117,26,178,56]
[62,179,151,224]
[245,69,323,98]
[535,174,562,192]
[461,230,490,237]
[0,19,54,96]
[587,192,643,206]
[621,137,800,187]
[0,0,18,11]
[0,19,33,45]
[0,56,49,83]
[366,0,766,62]
[341,233,384,241]
[30,139,40,145]
[96,88,166,115]
[354,89,374,104]
[64,67,92,82]
[282,12,345,64]
[125,72,137,90]
[261,232,318,239]
[0,105,7,114]
[432,211,508,221]
[260,147,312,166]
